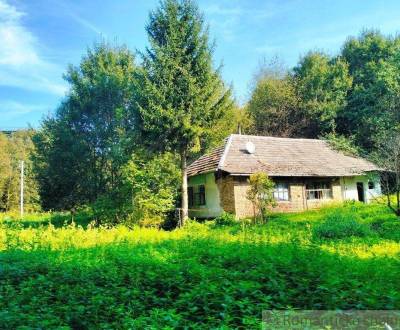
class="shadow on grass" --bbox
[0,237,399,329]
[1,212,93,229]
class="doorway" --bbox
[356,182,365,203]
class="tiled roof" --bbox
[187,134,379,177]
[187,144,226,176]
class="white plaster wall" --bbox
[340,173,381,203]
[188,172,223,218]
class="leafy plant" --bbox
[246,172,276,223]
[214,212,236,226]
[313,210,373,239]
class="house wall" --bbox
[188,172,381,219]
[340,174,381,203]
[216,176,235,214]
[305,178,343,210]
[233,179,308,218]
[188,172,223,218]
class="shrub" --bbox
[214,212,236,226]
[246,172,276,223]
[313,210,373,240]
[369,217,400,241]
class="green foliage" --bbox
[370,130,400,216]
[323,132,361,156]
[33,42,137,210]
[1,203,400,328]
[136,0,233,155]
[246,172,276,223]
[214,212,236,226]
[339,30,400,150]
[313,210,373,240]
[0,130,40,212]
[294,52,352,136]
[247,73,302,137]
[121,153,180,227]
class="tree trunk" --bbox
[180,149,188,225]
[397,190,400,216]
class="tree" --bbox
[294,52,352,137]
[135,0,233,223]
[34,43,137,210]
[246,172,276,223]
[323,133,361,157]
[0,133,11,210]
[247,74,303,137]
[0,130,40,212]
[338,30,400,151]
[372,130,400,216]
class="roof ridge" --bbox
[218,134,233,170]
[229,133,323,142]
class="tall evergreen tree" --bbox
[135,0,233,222]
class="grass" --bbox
[0,202,399,329]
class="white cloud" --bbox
[0,100,48,120]
[55,0,104,36]
[202,2,282,42]
[0,0,67,95]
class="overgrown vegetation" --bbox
[0,203,399,328]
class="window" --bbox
[188,186,194,207]
[188,185,206,207]
[306,181,332,200]
[368,181,375,190]
[197,185,206,205]
[274,183,290,201]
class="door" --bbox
[356,182,365,202]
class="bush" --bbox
[368,217,400,241]
[313,210,373,240]
[214,212,236,226]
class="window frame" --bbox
[306,181,333,200]
[273,182,290,201]
[188,184,206,207]
[188,186,194,208]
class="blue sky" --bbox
[1,0,400,129]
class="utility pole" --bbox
[20,160,24,219]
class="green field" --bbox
[1,203,400,329]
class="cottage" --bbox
[187,134,381,219]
